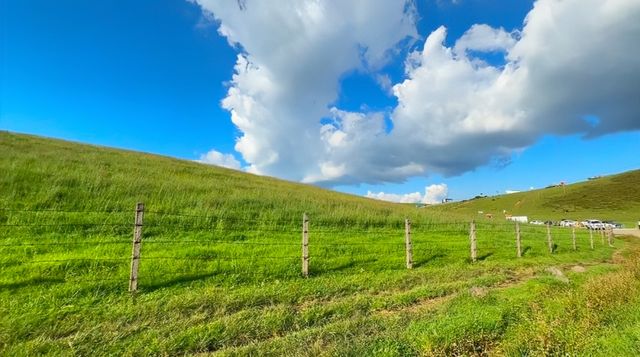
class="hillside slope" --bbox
[433,170,640,226]
[0,131,444,225]
[1,131,639,356]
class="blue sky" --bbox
[1,0,238,157]
[1,0,639,202]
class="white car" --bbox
[584,219,605,230]
[560,219,577,227]
[530,220,544,225]
[603,221,623,229]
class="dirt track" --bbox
[613,229,640,238]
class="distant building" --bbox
[506,216,529,223]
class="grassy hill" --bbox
[0,131,444,225]
[433,170,640,227]
[1,131,640,356]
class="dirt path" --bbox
[613,228,640,238]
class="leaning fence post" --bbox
[572,227,577,251]
[546,223,553,254]
[302,213,309,278]
[405,218,413,269]
[469,220,477,262]
[129,202,144,292]
[516,222,522,258]
[589,228,594,250]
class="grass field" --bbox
[431,169,640,227]
[2,131,640,356]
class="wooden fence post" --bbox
[470,220,477,262]
[589,228,594,250]
[405,218,413,269]
[572,227,577,251]
[516,222,522,258]
[600,228,605,246]
[129,202,144,292]
[302,213,309,278]
[546,223,553,254]
[607,227,614,247]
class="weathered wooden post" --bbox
[470,220,477,262]
[405,218,413,269]
[600,228,605,246]
[607,227,614,247]
[546,223,553,254]
[302,213,309,278]
[516,222,522,258]
[572,227,577,251]
[589,228,594,250]
[129,202,144,292]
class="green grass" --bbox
[1,131,640,356]
[431,169,640,226]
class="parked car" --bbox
[584,219,605,230]
[530,220,544,225]
[560,219,577,227]
[603,221,623,229]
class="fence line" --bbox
[0,203,618,292]
[0,241,131,247]
[0,208,130,214]
[21,258,130,263]
[0,223,127,227]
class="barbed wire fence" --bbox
[0,204,617,292]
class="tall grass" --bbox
[0,131,637,356]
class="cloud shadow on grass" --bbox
[477,252,494,261]
[142,272,216,292]
[0,277,65,290]
[314,257,380,275]
[413,253,446,268]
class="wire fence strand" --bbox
[0,207,617,289]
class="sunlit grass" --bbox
[1,131,638,356]
[432,168,640,227]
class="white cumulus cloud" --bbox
[193,0,640,186]
[191,0,417,181]
[365,190,424,204]
[197,149,242,170]
[424,183,449,204]
[453,24,517,55]
[366,183,449,204]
